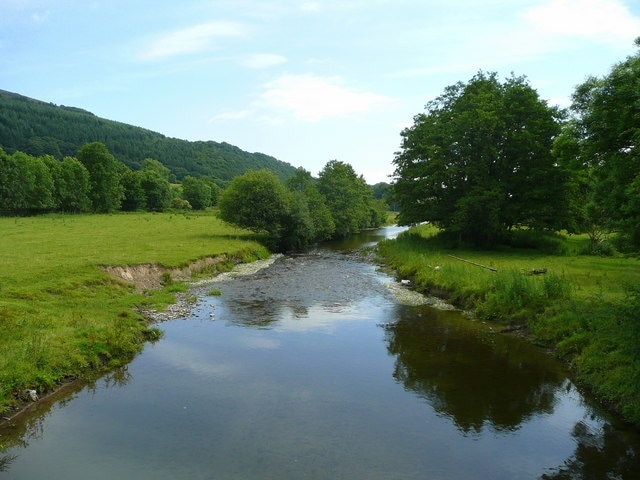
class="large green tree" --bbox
[566,38,640,249]
[76,142,124,212]
[139,158,172,212]
[182,176,213,210]
[45,155,92,212]
[218,169,290,243]
[0,150,54,213]
[120,167,146,211]
[287,168,335,243]
[317,160,378,237]
[392,72,566,245]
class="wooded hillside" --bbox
[0,89,295,183]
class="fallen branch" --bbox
[447,254,497,272]
[528,268,547,275]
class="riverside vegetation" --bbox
[377,224,640,426]
[384,41,640,427]
[0,211,269,417]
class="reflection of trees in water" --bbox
[213,251,386,329]
[224,299,335,328]
[384,305,565,434]
[224,300,285,328]
[541,421,639,480]
[0,454,17,472]
[0,366,133,474]
[385,306,640,477]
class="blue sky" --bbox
[1,0,639,183]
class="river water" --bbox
[2,226,639,479]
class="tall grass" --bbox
[377,225,640,425]
[0,211,267,414]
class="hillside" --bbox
[0,89,296,183]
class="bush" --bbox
[589,239,617,256]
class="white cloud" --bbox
[240,53,287,69]
[258,73,390,122]
[140,21,247,61]
[524,0,640,44]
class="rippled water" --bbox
[1,227,639,479]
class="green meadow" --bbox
[377,225,640,425]
[0,212,268,415]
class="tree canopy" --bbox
[218,163,387,252]
[77,142,124,212]
[392,72,567,246]
[218,169,290,240]
[558,39,640,249]
[318,160,387,238]
[0,143,217,216]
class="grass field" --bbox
[377,224,640,425]
[0,211,268,415]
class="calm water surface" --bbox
[2,227,639,479]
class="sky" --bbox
[1,0,639,184]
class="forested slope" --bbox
[0,89,295,182]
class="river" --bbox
[1,226,639,479]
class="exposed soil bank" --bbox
[1,254,278,428]
[102,255,232,291]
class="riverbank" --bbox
[375,224,640,427]
[0,212,269,421]
[1,252,280,429]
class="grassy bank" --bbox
[377,225,640,426]
[0,211,268,415]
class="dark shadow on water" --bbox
[541,421,639,479]
[383,305,640,478]
[383,305,565,434]
[0,367,133,457]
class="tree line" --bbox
[0,142,219,215]
[218,161,388,252]
[0,142,387,252]
[393,38,640,253]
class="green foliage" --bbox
[1,144,219,215]
[565,41,640,250]
[477,271,572,323]
[182,175,213,210]
[377,225,640,425]
[393,71,567,246]
[56,156,92,212]
[0,149,55,213]
[620,174,640,248]
[139,159,172,212]
[77,142,124,212]
[0,89,296,183]
[286,168,335,242]
[317,160,382,237]
[120,168,146,211]
[219,164,387,252]
[219,169,290,238]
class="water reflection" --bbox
[0,368,132,461]
[384,306,640,478]
[542,421,639,479]
[323,225,407,250]
[205,250,392,331]
[384,305,566,434]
